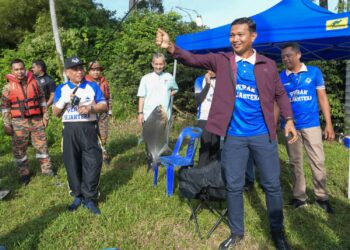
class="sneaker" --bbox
[219,234,244,250]
[315,199,334,214]
[271,230,291,250]
[20,175,30,186]
[83,199,101,215]
[288,198,307,209]
[68,196,82,212]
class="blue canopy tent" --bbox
[176,0,350,61]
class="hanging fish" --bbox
[142,105,171,170]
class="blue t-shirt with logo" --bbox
[227,60,268,136]
[279,65,325,130]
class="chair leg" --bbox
[189,201,202,221]
[166,165,175,196]
[153,164,159,187]
[206,208,228,239]
[188,200,202,239]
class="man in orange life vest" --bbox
[86,61,112,165]
[1,59,53,185]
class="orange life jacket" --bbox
[85,75,110,100]
[6,71,42,118]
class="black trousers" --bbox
[197,120,220,168]
[63,122,102,200]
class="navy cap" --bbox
[64,56,84,69]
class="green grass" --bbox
[0,117,350,250]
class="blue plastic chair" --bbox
[153,126,202,196]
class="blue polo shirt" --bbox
[227,52,268,137]
[280,64,325,130]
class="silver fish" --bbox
[142,105,171,170]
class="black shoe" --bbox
[244,180,254,192]
[83,199,101,215]
[288,198,307,209]
[271,230,291,250]
[315,199,334,214]
[219,234,244,250]
[68,196,82,212]
[20,175,30,186]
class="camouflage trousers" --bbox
[11,117,52,176]
[98,112,109,145]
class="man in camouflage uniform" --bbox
[1,59,53,185]
[86,61,112,165]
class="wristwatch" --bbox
[138,112,143,115]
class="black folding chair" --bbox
[179,160,229,239]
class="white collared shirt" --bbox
[235,49,256,65]
[286,63,308,76]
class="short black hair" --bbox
[231,17,256,33]
[10,59,25,67]
[281,42,301,53]
[32,59,47,73]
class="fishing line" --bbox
[93,0,142,61]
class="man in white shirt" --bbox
[194,70,220,167]
[137,53,178,125]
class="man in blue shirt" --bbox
[280,42,335,213]
[53,56,108,215]
[155,18,298,250]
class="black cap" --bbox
[64,56,84,69]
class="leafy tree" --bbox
[89,11,203,117]
[136,0,164,13]
[0,0,116,49]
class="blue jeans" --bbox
[221,134,284,235]
[245,152,255,183]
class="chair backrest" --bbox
[172,126,202,161]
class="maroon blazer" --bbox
[172,45,293,140]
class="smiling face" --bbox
[65,65,85,84]
[89,68,102,80]
[152,57,165,75]
[230,23,256,58]
[281,46,301,71]
[12,62,26,81]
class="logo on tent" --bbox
[326,17,348,31]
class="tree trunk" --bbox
[129,0,137,11]
[49,0,67,81]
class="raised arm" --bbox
[155,28,217,71]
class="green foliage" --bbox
[0,0,116,49]
[0,118,12,155]
[136,0,164,13]
[99,11,204,117]
[309,60,346,129]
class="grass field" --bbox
[0,117,349,250]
